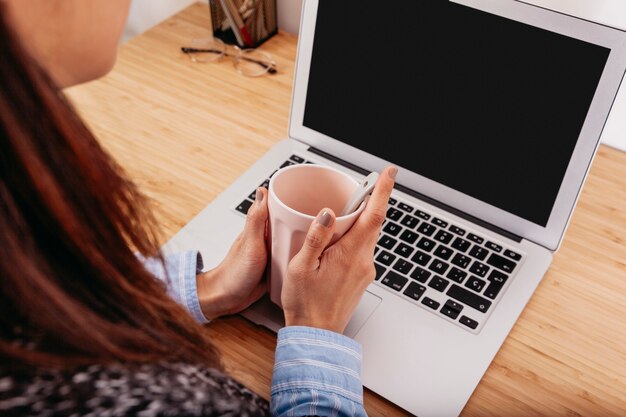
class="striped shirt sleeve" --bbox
[141,250,209,324]
[271,326,367,417]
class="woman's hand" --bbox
[196,188,269,320]
[281,166,397,333]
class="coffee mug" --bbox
[267,164,366,307]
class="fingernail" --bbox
[316,210,333,228]
[255,188,264,203]
[388,166,398,180]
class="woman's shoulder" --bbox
[0,361,270,416]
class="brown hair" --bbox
[0,6,220,369]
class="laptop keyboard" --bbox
[234,155,525,334]
[234,154,309,215]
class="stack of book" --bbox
[209,0,277,48]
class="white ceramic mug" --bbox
[267,164,366,308]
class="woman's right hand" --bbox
[281,166,397,334]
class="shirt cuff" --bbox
[141,250,209,324]
[271,326,363,405]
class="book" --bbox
[220,0,253,47]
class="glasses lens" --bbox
[233,49,276,77]
[185,37,226,63]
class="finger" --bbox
[292,208,336,269]
[243,187,269,241]
[349,166,397,243]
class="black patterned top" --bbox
[0,361,270,416]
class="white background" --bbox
[125,0,626,151]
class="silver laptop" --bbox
[163,0,626,415]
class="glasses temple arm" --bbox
[235,55,277,74]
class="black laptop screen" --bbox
[303,1,611,226]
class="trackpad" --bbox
[344,291,382,338]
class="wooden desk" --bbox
[66,3,626,416]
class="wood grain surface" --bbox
[65,3,626,416]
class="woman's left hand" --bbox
[196,187,269,320]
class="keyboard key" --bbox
[280,160,295,168]
[442,300,464,321]
[433,245,453,261]
[381,271,408,291]
[444,299,464,312]
[447,285,492,313]
[248,190,257,200]
[451,253,471,269]
[451,237,471,253]
[376,250,396,266]
[486,253,517,273]
[469,261,490,277]
[374,263,386,281]
[503,249,522,261]
[417,222,436,236]
[386,208,403,221]
[383,222,402,236]
[428,259,449,275]
[393,259,414,274]
[403,282,426,301]
[235,200,254,215]
[446,267,468,283]
[289,154,305,163]
[432,217,448,228]
[378,235,397,250]
[398,202,414,213]
[410,266,431,283]
[460,316,479,329]
[394,243,415,258]
[428,276,450,292]
[440,305,461,320]
[416,237,436,252]
[465,276,486,293]
[260,179,270,188]
[487,269,508,284]
[415,210,431,220]
[484,282,504,300]
[449,225,466,236]
[400,215,419,229]
[467,233,484,244]
[421,297,440,310]
[399,230,419,244]
[485,241,503,252]
[374,246,380,254]
[411,250,432,266]
[469,245,489,261]
[388,197,397,206]
[484,270,509,299]
[434,230,453,244]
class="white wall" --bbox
[123,0,198,43]
[277,0,303,35]
[123,0,302,42]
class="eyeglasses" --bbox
[181,37,277,77]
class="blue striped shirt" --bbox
[144,250,367,416]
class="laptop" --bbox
[163,0,626,415]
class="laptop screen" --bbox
[303,1,611,227]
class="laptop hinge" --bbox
[307,146,523,243]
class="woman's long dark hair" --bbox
[0,6,220,369]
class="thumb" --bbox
[294,208,336,269]
[243,187,269,240]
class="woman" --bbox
[0,1,396,416]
